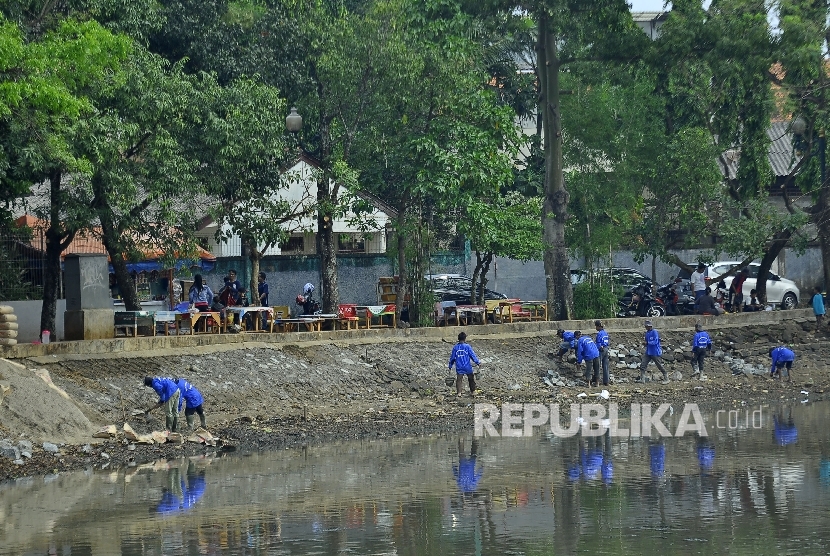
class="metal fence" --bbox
[0,229,47,301]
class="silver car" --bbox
[709,262,800,309]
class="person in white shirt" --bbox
[690,263,707,310]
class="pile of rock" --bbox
[0,305,17,346]
[0,438,53,465]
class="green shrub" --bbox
[572,281,618,320]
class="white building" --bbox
[196,154,395,257]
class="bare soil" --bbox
[1,315,828,481]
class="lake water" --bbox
[2,402,830,555]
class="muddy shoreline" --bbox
[2,312,829,482]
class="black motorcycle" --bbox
[617,284,666,318]
[656,279,696,316]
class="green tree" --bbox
[193,77,313,297]
[0,15,130,335]
[72,49,205,311]
[350,0,520,323]
[775,0,830,290]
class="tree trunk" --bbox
[247,242,262,305]
[93,175,141,311]
[477,253,493,306]
[395,206,408,324]
[316,107,339,313]
[39,169,71,341]
[815,135,830,290]
[317,191,339,314]
[538,13,573,321]
[756,230,791,305]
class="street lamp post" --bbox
[285,107,338,313]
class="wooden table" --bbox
[115,311,154,337]
[226,306,274,332]
[357,305,396,329]
[521,301,548,321]
[275,317,327,332]
[456,305,487,325]
[175,311,223,335]
[495,300,533,323]
[152,311,177,336]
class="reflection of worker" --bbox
[650,442,666,478]
[773,410,798,446]
[454,439,483,493]
[697,436,715,471]
[567,431,613,484]
[155,462,206,514]
[820,460,830,487]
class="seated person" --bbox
[696,287,722,315]
[210,295,226,322]
[237,288,254,329]
[743,289,762,311]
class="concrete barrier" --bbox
[0,308,814,359]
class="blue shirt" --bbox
[561,331,575,348]
[595,329,609,348]
[813,293,825,316]
[149,377,179,403]
[644,329,662,356]
[576,336,599,363]
[770,346,795,373]
[693,331,712,350]
[188,285,214,305]
[449,342,480,374]
[176,378,204,412]
[258,281,269,306]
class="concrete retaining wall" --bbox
[0,308,814,360]
[3,300,66,344]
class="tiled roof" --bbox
[13,215,215,262]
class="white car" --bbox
[708,262,800,309]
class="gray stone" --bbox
[17,439,32,452]
[21,450,31,459]
[1,443,20,460]
[13,459,24,465]
[42,442,59,453]
[670,371,683,381]
[81,444,92,454]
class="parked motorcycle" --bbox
[656,279,696,316]
[617,284,666,318]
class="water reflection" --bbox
[154,460,206,515]
[697,435,716,471]
[1,402,829,555]
[453,438,483,493]
[567,430,613,484]
[774,407,798,446]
